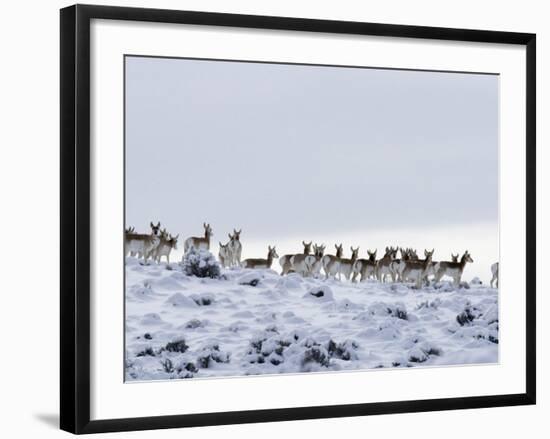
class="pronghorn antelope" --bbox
[376,247,398,282]
[279,241,312,276]
[153,233,178,264]
[352,249,377,282]
[433,250,474,286]
[338,246,360,281]
[490,262,499,288]
[241,246,279,269]
[397,249,436,282]
[401,249,434,288]
[305,244,326,277]
[389,247,408,282]
[228,229,242,267]
[124,222,161,264]
[321,244,344,280]
[218,241,232,268]
[184,223,213,253]
[416,249,438,281]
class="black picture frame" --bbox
[60,4,536,434]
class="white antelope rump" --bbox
[376,247,398,282]
[352,249,377,282]
[490,262,499,288]
[124,222,161,264]
[228,229,242,267]
[279,241,312,276]
[321,244,344,280]
[305,244,326,277]
[433,250,474,286]
[184,223,213,253]
[338,247,360,281]
[125,226,136,256]
[218,241,232,268]
[401,248,434,288]
[153,233,178,264]
[241,246,279,269]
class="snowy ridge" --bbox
[125,258,498,381]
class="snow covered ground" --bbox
[125,258,499,382]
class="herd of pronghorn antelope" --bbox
[124,222,500,288]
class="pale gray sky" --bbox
[125,56,498,280]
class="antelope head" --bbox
[203,223,213,238]
[268,246,279,259]
[335,243,344,258]
[314,244,326,258]
[451,253,459,262]
[367,249,377,262]
[302,241,313,254]
[232,229,241,241]
[462,250,474,263]
[169,234,178,249]
[424,248,435,261]
[150,221,161,236]
[350,246,360,260]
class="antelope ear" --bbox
[150,222,154,228]
[303,241,306,246]
[238,229,241,234]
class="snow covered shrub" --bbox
[181,248,221,279]
[161,358,174,373]
[303,285,334,301]
[196,344,230,368]
[246,332,291,365]
[190,293,215,306]
[456,304,482,326]
[163,359,197,378]
[184,318,206,329]
[302,341,331,369]
[390,304,408,320]
[327,339,359,361]
[238,272,262,287]
[136,347,155,357]
[408,347,429,363]
[367,301,408,320]
[163,339,189,353]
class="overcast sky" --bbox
[125,56,498,280]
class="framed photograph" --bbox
[60,4,536,434]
